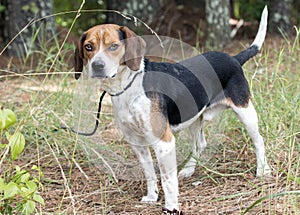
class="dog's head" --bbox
[74,24,146,79]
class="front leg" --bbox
[153,135,179,211]
[131,145,159,202]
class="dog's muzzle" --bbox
[91,60,106,78]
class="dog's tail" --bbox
[234,6,268,66]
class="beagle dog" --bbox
[74,7,270,214]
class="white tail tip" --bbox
[251,6,268,50]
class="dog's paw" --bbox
[162,207,184,215]
[141,194,158,203]
[178,166,195,179]
[256,164,272,177]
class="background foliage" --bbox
[52,0,299,35]
[53,0,106,34]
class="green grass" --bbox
[0,21,300,214]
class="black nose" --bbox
[92,61,105,71]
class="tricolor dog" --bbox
[74,7,271,214]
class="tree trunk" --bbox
[205,0,231,49]
[269,0,292,36]
[2,0,55,57]
[106,0,162,30]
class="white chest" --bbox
[111,84,152,139]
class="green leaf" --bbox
[0,109,17,131]
[23,200,36,215]
[33,194,45,205]
[20,172,30,183]
[13,166,30,183]
[30,2,39,14]
[15,165,21,172]
[20,187,31,197]
[3,182,19,199]
[5,131,10,139]
[26,180,37,192]
[9,132,25,160]
[31,165,38,170]
[0,4,6,13]
[22,5,30,11]
[0,143,7,149]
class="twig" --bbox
[44,136,77,214]
[72,157,89,180]
[45,0,86,78]
[199,162,251,177]
[0,19,34,56]
[89,147,118,183]
[0,145,10,168]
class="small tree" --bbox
[269,0,292,36]
[106,0,162,30]
[205,0,231,49]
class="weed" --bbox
[0,109,44,215]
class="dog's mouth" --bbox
[91,74,108,79]
[91,72,118,80]
[90,69,112,79]
[90,65,123,80]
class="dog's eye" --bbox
[84,44,93,52]
[108,43,119,51]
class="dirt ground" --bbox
[41,158,281,215]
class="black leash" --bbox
[109,71,142,97]
[57,71,142,136]
[58,91,107,136]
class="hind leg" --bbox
[178,105,226,178]
[178,118,205,178]
[231,100,271,176]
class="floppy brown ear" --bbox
[74,33,86,79]
[119,26,146,71]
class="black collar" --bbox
[109,71,143,97]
